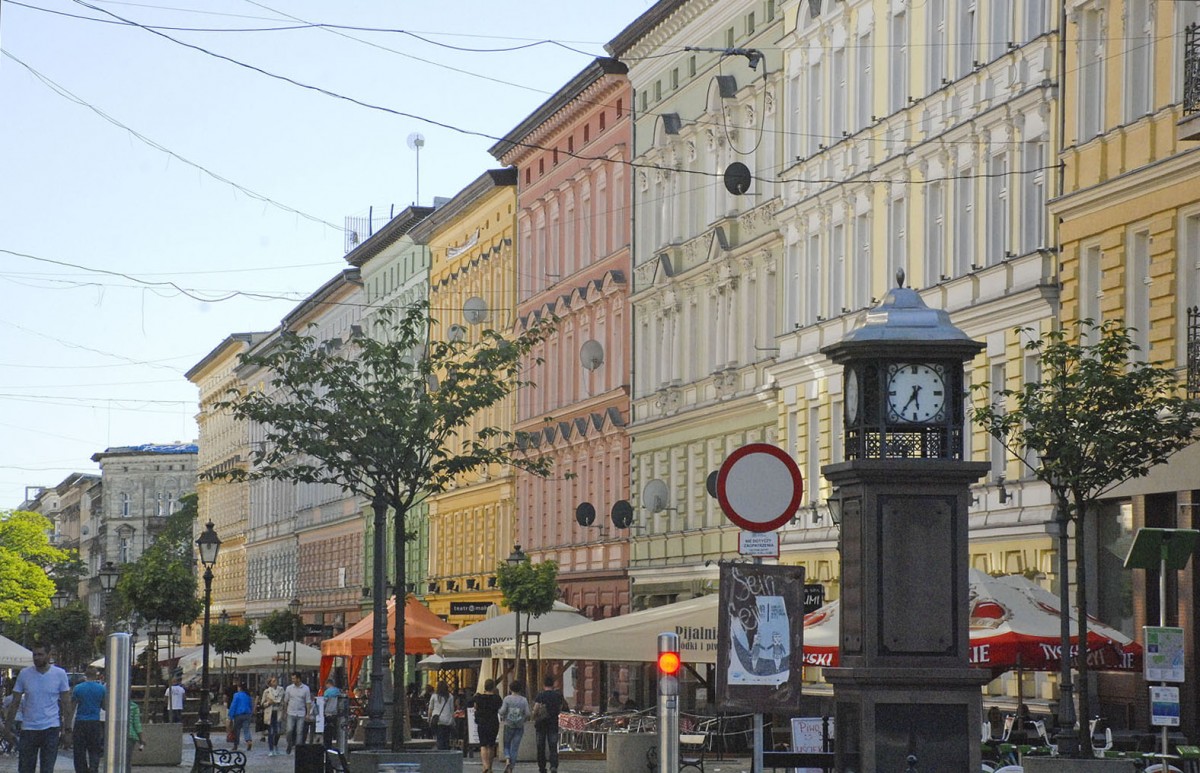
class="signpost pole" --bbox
[753,556,764,773]
[1157,541,1169,767]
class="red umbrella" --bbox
[802,570,1142,673]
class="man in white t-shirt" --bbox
[282,672,311,754]
[3,645,71,773]
[164,677,186,723]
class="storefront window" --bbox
[1095,500,1136,638]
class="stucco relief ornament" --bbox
[686,140,697,162]
[705,129,719,151]
[764,89,775,116]
[637,170,649,192]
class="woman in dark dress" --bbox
[470,679,503,773]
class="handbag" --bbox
[226,726,236,743]
[531,702,548,723]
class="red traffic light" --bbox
[657,650,681,676]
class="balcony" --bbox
[1181,24,1200,141]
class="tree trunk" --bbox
[391,503,408,751]
[1073,492,1093,756]
[363,495,390,750]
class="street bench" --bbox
[192,734,246,773]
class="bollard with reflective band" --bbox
[657,631,680,773]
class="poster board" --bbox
[715,562,806,712]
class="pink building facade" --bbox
[491,58,633,708]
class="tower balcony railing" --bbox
[1181,24,1200,139]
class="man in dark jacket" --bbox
[531,675,567,773]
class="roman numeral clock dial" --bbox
[886,363,946,423]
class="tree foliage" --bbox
[209,622,255,655]
[210,300,555,748]
[29,605,94,670]
[116,492,201,627]
[496,558,560,618]
[258,609,302,645]
[972,319,1200,752]
[0,511,70,621]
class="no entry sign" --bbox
[716,443,804,533]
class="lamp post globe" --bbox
[98,561,120,635]
[195,521,221,739]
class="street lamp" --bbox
[51,590,71,610]
[19,609,31,647]
[195,521,222,739]
[506,545,527,681]
[99,561,120,635]
[288,597,302,671]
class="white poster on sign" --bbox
[1151,686,1181,727]
[739,531,780,557]
[790,716,832,773]
[314,696,325,733]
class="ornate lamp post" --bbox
[195,521,222,739]
[506,545,527,681]
[288,597,302,671]
[51,590,71,610]
[19,608,31,647]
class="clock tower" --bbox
[820,271,990,772]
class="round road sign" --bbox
[716,443,804,533]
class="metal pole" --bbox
[103,633,132,773]
[1158,545,1169,768]
[753,556,764,773]
[657,632,679,773]
[197,566,214,738]
[1053,489,1079,756]
[364,496,389,748]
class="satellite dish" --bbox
[723,162,752,195]
[706,470,719,498]
[641,479,669,514]
[406,132,426,150]
[580,339,604,371]
[575,502,596,527]
[611,500,634,529]
[463,296,489,325]
[448,324,467,342]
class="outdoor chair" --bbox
[191,734,246,773]
[680,733,707,773]
[1031,721,1057,755]
[325,749,352,773]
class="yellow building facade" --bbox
[421,169,521,626]
[186,332,266,632]
[1050,0,1200,731]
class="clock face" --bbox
[886,363,946,423]
[845,368,860,423]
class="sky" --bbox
[0,0,656,508]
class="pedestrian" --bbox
[228,681,254,751]
[259,676,284,756]
[319,678,341,749]
[70,669,105,773]
[126,699,144,773]
[427,681,454,751]
[2,644,72,773]
[531,674,566,773]
[283,672,311,754]
[164,676,185,724]
[498,680,529,773]
[469,679,502,773]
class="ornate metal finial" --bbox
[896,268,906,288]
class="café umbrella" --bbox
[801,569,1142,673]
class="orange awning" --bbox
[322,595,454,659]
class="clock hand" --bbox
[901,384,921,411]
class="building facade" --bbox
[420,170,522,626]
[1051,0,1200,735]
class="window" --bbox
[831,222,846,314]
[671,68,679,90]
[806,232,823,321]
[785,239,803,328]
[120,492,130,517]
[957,2,977,77]
[1021,142,1046,253]
[1078,9,1105,140]
[925,181,946,285]
[856,30,874,128]
[831,46,847,139]
[1127,228,1151,357]
[954,170,975,275]
[889,194,907,274]
[118,534,131,563]
[990,0,1012,60]
[1179,211,1200,365]
[654,81,662,101]
[928,0,947,93]
[167,491,176,513]
[890,10,909,113]
[1025,0,1047,41]
[986,153,1009,264]
[688,56,696,77]
[1124,1,1153,121]
[807,58,824,155]
[725,27,735,48]
[854,210,872,308]
[767,0,775,22]
[747,12,756,36]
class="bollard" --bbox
[103,633,132,773]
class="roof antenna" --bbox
[406,133,425,206]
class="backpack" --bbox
[504,702,527,728]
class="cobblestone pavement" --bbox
[6,733,756,773]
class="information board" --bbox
[1144,626,1185,682]
[1150,686,1181,727]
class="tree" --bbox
[973,319,1200,752]
[29,605,93,671]
[212,301,555,749]
[116,493,202,627]
[258,608,303,646]
[496,557,559,683]
[210,622,255,691]
[0,510,70,621]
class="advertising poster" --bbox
[715,562,806,712]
